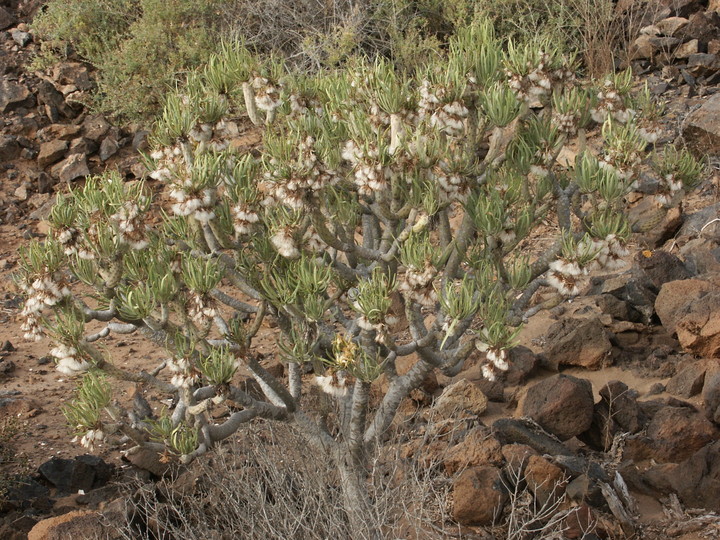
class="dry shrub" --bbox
[113,423,456,540]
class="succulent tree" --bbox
[18,20,702,536]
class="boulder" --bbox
[629,199,683,248]
[124,447,174,477]
[501,443,538,477]
[656,277,720,357]
[37,124,82,142]
[504,345,540,385]
[443,427,504,475]
[666,440,720,512]
[580,381,646,451]
[634,250,691,290]
[661,0,707,17]
[519,375,595,441]
[452,466,508,526]
[666,359,712,397]
[28,510,120,540]
[38,455,113,494]
[493,418,573,456]
[646,406,719,462]
[431,379,488,418]
[677,10,720,47]
[543,317,612,370]
[682,92,720,156]
[674,38,698,58]
[677,202,720,242]
[680,239,720,276]
[68,137,98,156]
[36,80,74,121]
[639,440,720,512]
[687,53,720,75]
[588,273,657,324]
[53,62,94,92]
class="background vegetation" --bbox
[32,0,638,121]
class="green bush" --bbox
[31,0,477,119]
[33,0,229,120]
[19,19,704,535]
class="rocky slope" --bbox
[0,0,719,538]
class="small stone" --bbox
[37,139,68,168]
[10,30,31,47]
[0,360,15,374]
[82,115,111,141]
[13,184,28,201]
[0,134,20,161]
[20,147,37,160]
[431,379,488,418]
[657,16,689,36]
[709,39,720,56]
[50,153,90,183]
[674,39,698,58]
[99,136,119,161]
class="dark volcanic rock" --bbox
[38,455,113,494]
[520,375,595,441]
[646,406,719,462]
[543,317,613,370]
[683,93,720,156]
[493,418,573,456]
[580,380,647,451]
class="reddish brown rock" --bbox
[432,379,488,418]
[543,317,613,370]
[666,359,712,397]
[501,443,538,478]
[519,375,595,441]
[656,277,720,357]
[646,406,719,462]
[28,510,119,540]
[444,427,504,475]
[452,466,508,526]
[523,455,567,505]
